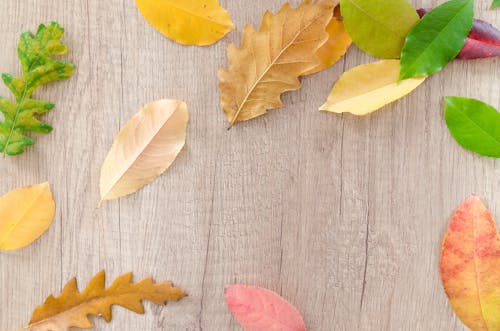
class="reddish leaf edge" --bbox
[418,8,500,59]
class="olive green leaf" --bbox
[0,22,75,156]
[492,0,500,9]
[444,97,500,158]
[399,0,473,80]
[340,0,419,59]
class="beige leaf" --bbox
[319,60,426,115]
[0,182,55,250]
[100,99,188,202]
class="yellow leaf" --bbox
[303,5,352,76]
[135,0,234,46]
[23,271,187,331]
[0,182,55,250]
[100,99,188,202]
[218,0,335,127]
[319,60,426,115]
[440,196,500,331]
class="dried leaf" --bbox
[135,0,234,46]
[440,196,500,331]
[444,97,500,158]
[23,271,187,331]
[225,284,306,331]
[100,99,188,202]
[218,0,334,127]
[302,5,352,75]
[418,8,500,60]
[340,0,419,58]
[0,22,75,156]
[399,0,474,80]
[319,60,426,115]
[0,182,54,250]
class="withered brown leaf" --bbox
[23,271,186,331]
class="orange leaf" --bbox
[440,195,500,330]
[23,271,186,331]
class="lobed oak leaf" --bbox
[218,0,335,127]
[440,196,500,331]
[225,284,306,331]
[23,271,187,331]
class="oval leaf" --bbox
[319,60,426,115]
[400,0,474,80]
[225,285,306,331]
[444,96,500,158]
[440,196,500,331]
[100,99,189,202]
[340,0,419,58]
[218,0,334,127]
[418,8,500,60]
[135,0,234,46]
[0,182,55,250]
[303,6,352,76]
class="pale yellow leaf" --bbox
[135,0,234,46]
[24,271,186,331]
[218,0,335,127]
[319,60,426,115]
[0,182,55,250]
[100,99,188,202]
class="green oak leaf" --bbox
[444,97,500,158]
[492,0,500,9]
[0,22,75,156]
[399,0,473,80]
[340,0,419,59]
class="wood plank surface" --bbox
[0,0,498,330]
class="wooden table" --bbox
[0,0,498,330]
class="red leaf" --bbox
[418,8,500,59]
[225,285,306,331]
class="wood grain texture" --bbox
[0,0,498,330]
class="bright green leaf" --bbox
[340,0,419,58]
[399,0,473,80]
[444,97,500,158]
[492,0,500,9]
[0,22,75,156]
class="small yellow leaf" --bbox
[303,6,352,76]
[0,182,55,250]
[24,271,187,331]
[100,99,188,202]
[219,0,335,127]
[135,0,234,46]
[319,60,426,115]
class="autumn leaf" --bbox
[400,0,474,80]
[440,196,500,331]
[319,60,426,115]
[218,0,334,127]
[225,285,306,331]
[444,97,500,158]
[100,99,188,202]
[302,5,352,76]
[0,182,55,250]
[0,22,75,156]
[340,0,419,59]
[135,0,234,46]
[23,271,187,331]
[418,8,500,60]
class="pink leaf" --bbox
[418,8,500,59]
[225,285,307,331]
